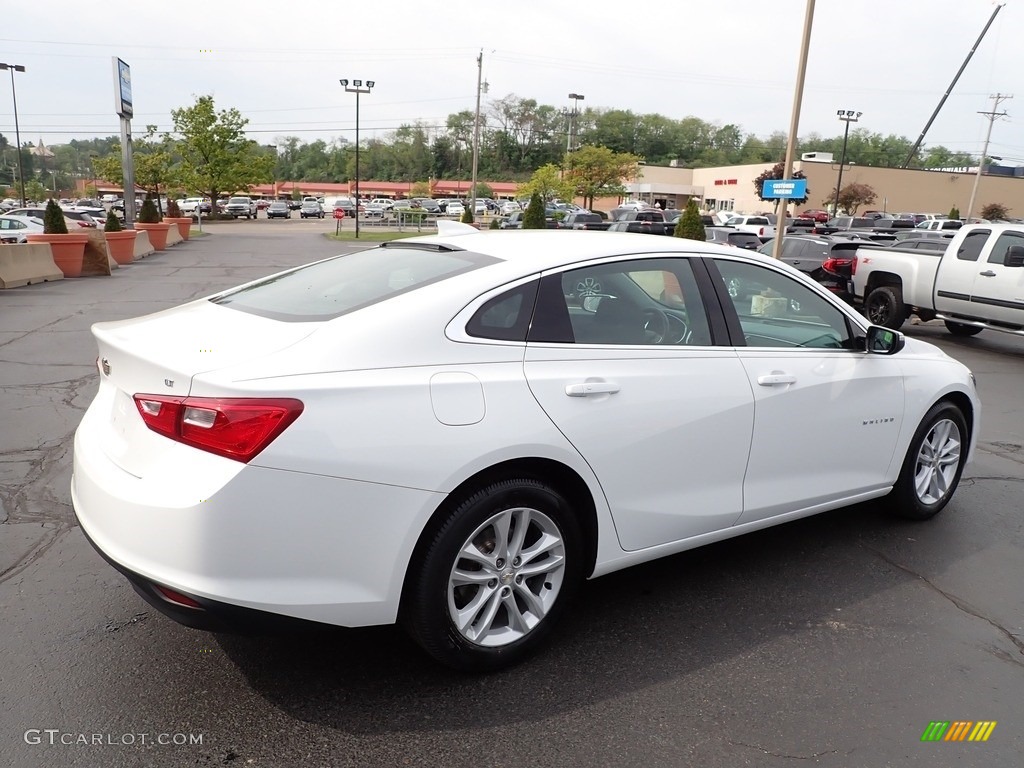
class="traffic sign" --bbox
[333,208,345,219]
[763,179,807,199]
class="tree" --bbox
[516,164,574,204]
[523,192,546,229]
[410,181,431,197]
[563,145,640,210]
[460,207,474,224]
[43,198,67,234]
[822,182,877,215]
[980,202,1010,221]
[753,161,809,206]
[171,95,274,217]
[24,179,47,203]
[948,206,960,220]
[674,199,705,241]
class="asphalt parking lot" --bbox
[1,222,1021,767]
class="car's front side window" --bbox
[986,231,1024,264]
[529,257,712,346]
[712,258,856,349]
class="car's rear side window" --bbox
[212,246,499,322]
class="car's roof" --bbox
[394,229,752,280]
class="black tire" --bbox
[944,320,983,337]
[864,285,906,330]
[402,478,583,672]
[884,402,968,520]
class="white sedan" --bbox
[72,224,979,671]
[0,213,44,243]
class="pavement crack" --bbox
[0,522,71,585]
[727,740,841,760]
[864,546,1024,666]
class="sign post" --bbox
[334,206,344,236]
[112,58,135,228]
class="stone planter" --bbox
[134,221,173,251]
[164,217,193,241]
[104,230,138,265]
[25,232,90,278]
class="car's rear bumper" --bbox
[71,406,445,630]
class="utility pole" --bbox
[470,50,483,221]
[966,93,1011,222]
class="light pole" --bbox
[833,109,861,216]
[567,93,585,154]
[339,78,374,239]
[0,63,26,205]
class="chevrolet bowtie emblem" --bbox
[100,358,111,375]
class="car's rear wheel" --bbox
[403,478,582,672]
[944,320,983,337]
[865,285,906,330]
[884,402,967,520]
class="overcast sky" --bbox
[2,0,1022,164]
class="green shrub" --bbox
[523,192,546,229]
[674,199,706,241]
[488,217,501,229]
[948,206,960,220]
[461,207,474,224]
[166,199,182,218]
[104,210,123,232]
[43,199,68,234]
[138,195,161,223]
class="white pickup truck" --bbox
[724,215,777,241]
[851,223,1024,337]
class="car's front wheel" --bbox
[884,402,968,520]
[403,478,582,672]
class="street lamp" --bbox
[0,63,26,206]
[833,109,862,216]
[567,93,585,153]
[339,78,374,239]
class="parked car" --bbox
[562,212,610,231]
[704,227,761,250]
[299,200,324,219]
[499,211,523,229]
[224,197,257,219]
[8,207,98,228]
[179,197,212,215]
[758,235,861,301]
[0,213,44,243]
[851,223,1024,336]
[606,220,673,235]
[799,209,830,223]
[369,198,395,210]
[415,199,442,214]
[725,215,777,241]
[266,201,291,219]
[446,202,466,217]
[72,228,980,672]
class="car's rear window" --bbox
[729,233,761,247]
[211,246,499,322]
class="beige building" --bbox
[620,159,1024,218]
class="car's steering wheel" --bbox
[642,309,671,344]
[665,313,691,344]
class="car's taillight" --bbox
[759,227,765,235]
[851,256,858,275]
[133,395,303,463]
[822,257,852,275]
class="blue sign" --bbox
[113,58,133,119]
[763,178,807,199]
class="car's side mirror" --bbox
[866,325,906,355]
[1003,245,1024,267]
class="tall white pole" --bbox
[771,0,815,261]
[966,93,1011,222]
[470,50,483,220]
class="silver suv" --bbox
[224,197,256,219]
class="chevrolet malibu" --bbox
[72,224,980,671]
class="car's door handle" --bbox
[979,270,997,277]
[757,372,797,386]
[565,382,621,397]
